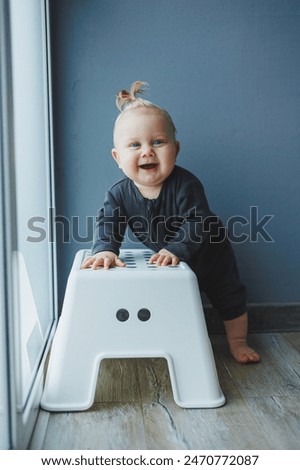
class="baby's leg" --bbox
[191,224,261,364]
[223,312,260,364]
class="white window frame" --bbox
[0,0,57,449]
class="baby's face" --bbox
[112,108,180,198]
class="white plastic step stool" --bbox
[41,249,225,411]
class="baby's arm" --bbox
[81,251,126,270]
[149,248,180,267]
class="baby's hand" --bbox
[149,249,180,267]
[81,251,126,270]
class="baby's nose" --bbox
[141,145,154,157]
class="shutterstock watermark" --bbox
[26,206,274,245]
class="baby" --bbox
[82,81,260,364]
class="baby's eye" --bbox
[153,140,163,145]
[130,142,140,148]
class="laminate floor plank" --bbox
[137,357,269,450]
[282,332,300,354]
[41,403,147,450]
[32,332,300,450]
[212,334,300,398]
[244,396,300,450]
[94,358,141,403]
[137,358,188,450]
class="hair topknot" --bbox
[115,81,149,111]
[114,81,177,140]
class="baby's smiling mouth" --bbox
[139,163,158,170]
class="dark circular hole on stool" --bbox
[116,308,130,322]
[137,308,151,322]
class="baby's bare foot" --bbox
[223,313,261,364]
[228,339,261,364]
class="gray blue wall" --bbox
[49,0,300,310]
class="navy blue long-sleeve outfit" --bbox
[92,165,246,320]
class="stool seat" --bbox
[41,249,225,410]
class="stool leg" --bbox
[167,339,225,408]
[41,327,100,411]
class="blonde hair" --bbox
[114,81,177,140]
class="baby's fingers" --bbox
[160,255,172,266]
[81,257,95,269]
[81,254,131,270]
[81,256,106,270]
[149,252,180,266]
[149,253,168,266]
[149,253,160,264]
[115,257,126,268]
[103,256,126,269]
[171,255,180,266]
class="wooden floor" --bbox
[30,332,300,450]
